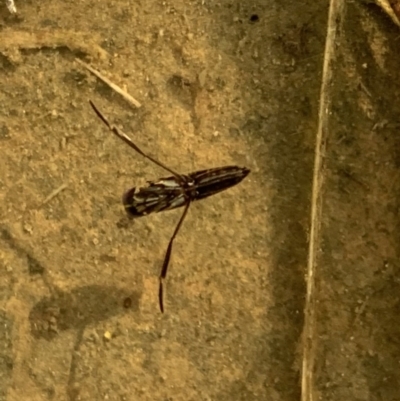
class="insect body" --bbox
[89,101,250,313]
[123,166,249,217]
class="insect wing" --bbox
[191,166,250,201]
[123,176,187,217]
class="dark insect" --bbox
[89,101,250,313]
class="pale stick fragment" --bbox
[301,1,344,400]
[0,29,109,62]
[374,0,400,26]
[40,184,68,207]
[6,0,16,13]
[75,58,142,109]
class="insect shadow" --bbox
[30,285,141,400]
[1,226,141,401]
[89,101,250,313]
[29,285,140,341]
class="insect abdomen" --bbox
[191,166,250,200]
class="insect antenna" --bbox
[89,101,182,180]
[159,200,191,313]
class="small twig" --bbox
[75,58,142,109]
[40,184,68,207]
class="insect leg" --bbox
[89,101,183,180]
[159,200,191,313]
